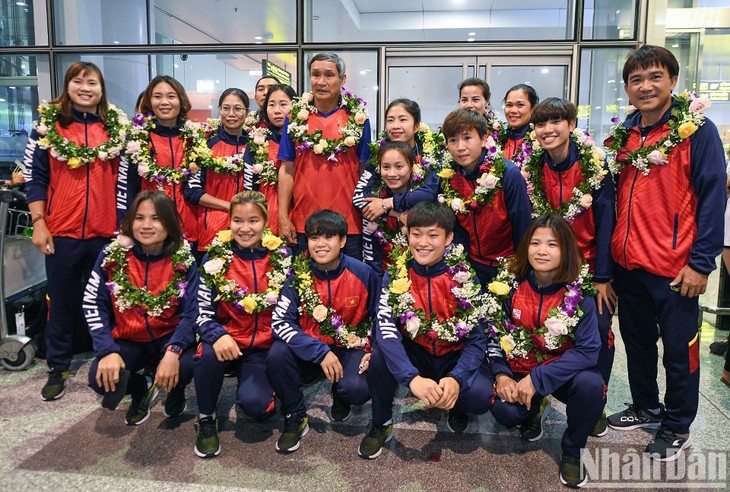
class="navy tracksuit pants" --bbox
[368,339,494,426]
[614,266,700,434]
[193,343,274,417]
[266,340,370,418]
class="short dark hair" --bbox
[458,77,491,102]
[442,108,487,139]
[304,209,348,238]
[308,53,346,78]
[531,98,577,126]
[54,62,110,127]
[139,75,191,125]
[120,190,183,257]
[386,98,421,125]
[218,87,250,110]
[503,84,539,108]
[255,76,280,91]
[378,141,415,169]
[407,201,456,236]
[262,84,298,127]
[622,45,679,84]
[508,214,585,284]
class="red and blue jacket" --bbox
[611,100,725,278]
[244,126,284,235]
[448,151,532,267]
[373,258,488,389]
[503,125,530,162]
[184,129,247,250]
[488,273,600,396]
[24,108,129,239]
[197,245,286,350]
[278,106,372,233]
[540,140,616,282]
[84,241,198,359]
[271,254,379,363]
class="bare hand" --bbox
[212,334,242,362]
[409,375,443,408]
[32,222,54,255]
[670,264,708,298]
[278,215,297,245]
[396,210,409,226]
[362,197,388,222]
[495,374,519,403]
[320,351,344,382]
[96,352,125,392]
[594,281,618,316]
[516,375,537,410]
[154,351,180,392]
[434,376,460,410]
[358,352,371,374]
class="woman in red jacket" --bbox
[193,191,292,458]
[24,61,129,401]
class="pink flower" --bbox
[302,92,314,103]
[365,221,378,234]
[689,96,711,114]
[647,149,668,166]
[36,123,48,136]
[482,174,499,189]
[252,163,264,174]
[452,271,470,284]
[126,140,141,154]
[265,291,279,305]
[485,136,496,149]
[253,132,266,145]
[312,304,328,322]
[582,136,595,147]
[116,234,134,249]
[344,136,357,147]
[544,317,568,336]
[521,170,531,180]
[354,112,367,125]
[297,109,310,121]
[137,162,149,176]
[579,194,593,209]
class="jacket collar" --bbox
[545,139,579,172]
[526,269,565,295]
[411,257,448,277]
[311,253,346,280]
[71,107,101,124]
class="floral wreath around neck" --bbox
[183,118,246,175]
[125,113,191,186]
[437,139,508,215]
[484,263,596,362]
[34,101,129,169]
[286,88,367,162]
[604,91,710,176]
[248,125,278,184]
[386,243,488,343]
[101,234,195,317]
[201,229,292,314]
[291,253,371,349]
[523,127,607,223]
[496,124,536,171]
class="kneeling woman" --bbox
[485,214,603,489]
[86,190,198,426]
[194,191,291,458]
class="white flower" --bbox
[647,149,668,165]
[689,96,711,114]
[253,132,266,145]
[452,271,470,284]
[579,193,593,209]
[126,140,141,154]
[405,316,420,338]
[116,234,134,249]
[544,317,568,336]
[482,174,499,189]
[302,92,314,103]
[313,143,325,155]
[297,109,310,121]
[137,162,149,176]
[265,291,279,305]
[344,136,356,147]
[36,123,48,136]
[252,163,264,174]
[354,112,367,125]
[450,197,465,212]
[203,257,225,275]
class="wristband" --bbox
[32,215,45,225]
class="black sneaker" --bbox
[590,409,608,437]
[607,404,663,431]
[331,389,351,422]
[520,398,550,442]
[41,368,69,401]
[559,453,587,488]
[358,422,394,459]
[125,381,159,426]
[194,416,221,458]
[275,414,309,453]
[709,340,728,356]
[163,386,187,418]
[645,424,692,461]
[446,411,469,434]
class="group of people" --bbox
[20,45,726,489]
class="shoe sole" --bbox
[523,401,551,442]
[559,473,588,488]
[590,426,609,438]
[358,431,394,459]
[126,388,159,426]
[275,424,309,453]
[194,443,221,458]
[331,409,352,422]
[607,421,661,431]
[42,380,69,401]
[649,435,693,462]
[163,400,188,418]
[446,419,469,434]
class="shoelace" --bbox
[199,418,216,437]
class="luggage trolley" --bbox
[0,186,43,370]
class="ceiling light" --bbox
[173,64,179,69]
[671,44,679,48]
[113,41,120,44]
[254,36,263,40]
[541,68,550,74]
[607,79,615,84]
[595,106,602,110]
[16,1,27,5]
[249,70,262,76]
[617,97,624,101]
[468,32,476,36]
[467,37,475,42]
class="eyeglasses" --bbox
[219,105,247,115]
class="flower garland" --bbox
[101,235,195,317]
[248,125,278,184]
[437,140,508,214]
[523,127,607,223]
[291,253,371,349]
[386,243,489,343]
[484,263,596,362]
[33,101,129,169]
[496,125,536,171]
[184,118,247,175]
[604,91,710,176]
[286,89,367,162]
[125,113,192,186]
[200,229,292,314]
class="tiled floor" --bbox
[1,267,729,491]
